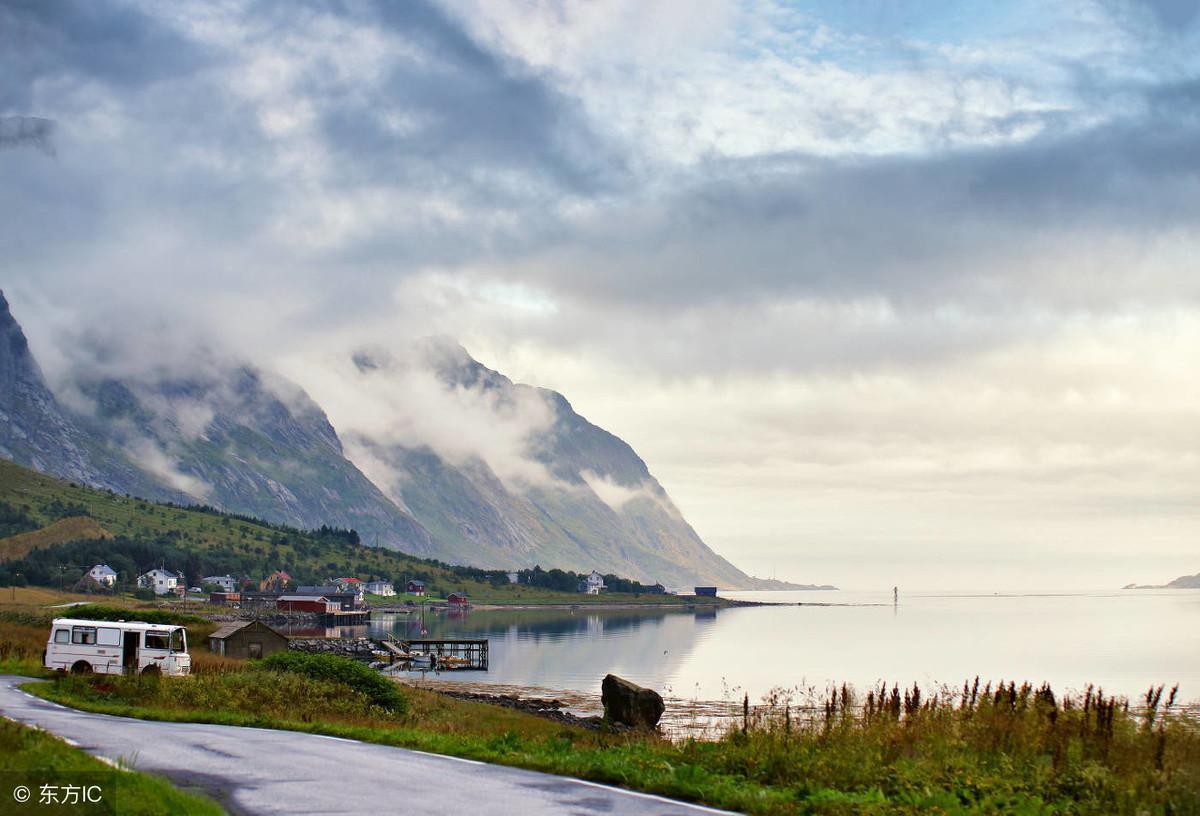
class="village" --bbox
[61,562,717,676]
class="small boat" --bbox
[408,653,434,668]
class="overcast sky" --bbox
[3,0,1200,590]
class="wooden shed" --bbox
[208,620,288,660]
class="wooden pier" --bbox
[384,637,489,671]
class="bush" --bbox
[66,605,206,626]
[256,652,407,714]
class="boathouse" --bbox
[208,620,288,660]
[447,592,469,607]
[277,595,339,614]
[694,586,718,597]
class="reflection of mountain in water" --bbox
[370,607,718,694]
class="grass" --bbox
[0,716,224,815]
[0,516,112,561]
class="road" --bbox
[0,676,736,815]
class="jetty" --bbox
[380,636,489,671]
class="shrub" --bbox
[66,605,205,626]
[256,652,407,714]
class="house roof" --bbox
[209,620,284,640]
[408,579,425,586]
[142,568,181,579]
[208,621,253,639]
[277,595,331,602]
[90,565,117,575]
[336,577,362,584]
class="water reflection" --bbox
[334,590,1196,707]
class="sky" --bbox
[3,0,1200,590]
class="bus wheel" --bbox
[140,665,161,676]
[70,661,92,675]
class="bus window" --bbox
[97,628,120,646]
[53,629,69,644]
[144,632,170,650]
[72,627,97,645]
[170,629,185,652]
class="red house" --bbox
[447,592,469,607]
[276,595,338,614]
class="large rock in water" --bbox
[601,674,665,729]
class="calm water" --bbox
[364,589,1200,707]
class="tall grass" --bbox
[691,678,1200,814]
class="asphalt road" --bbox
[0,676,737,815]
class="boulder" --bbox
[601,674,665,729]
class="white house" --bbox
[365,580,395,597]
[86,564,118,587]
[506,572,520,584]
[580,570,606,595]
[202,575,238,592]
[139,568,182,595]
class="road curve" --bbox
[0,676,736,815]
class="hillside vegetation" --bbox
[0,459,716,604]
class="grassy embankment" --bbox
[0,459,726,607]
[3,593,1197,816]
[0,717,223,815]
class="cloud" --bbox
[287,343,559,492]
[3,0,1200,588]
[0,116,55,155]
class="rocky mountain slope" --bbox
[346,340,755,587]
[0,292,791,587]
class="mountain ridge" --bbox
[0,292,820,588]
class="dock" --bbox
[382,637,489,671]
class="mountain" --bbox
[343,339,760,588]
[72,366,435,556]
[0,292,803,588]
[1123,571,1200,590]
[0,292,432,555]
[0,292,167,499]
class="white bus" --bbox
[44,618,192,676]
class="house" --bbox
[259,570,292,592]
[579,571,606,595]
[208,620,288,660]
[364,580,395,597]
[238,591,282,609]
[86,564,118,588]
[332,577,365,602]
[506,572,519,584]
[277,595,340,614]
[139,568,182,595]
[694,586,718,597]
[208,591,240,606]
[202,574,238,592]
[298,586,359,611]
[447,592,469,607]
[405,580,426,596]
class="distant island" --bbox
[1123,571,1200,590]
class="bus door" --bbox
[122,630,139,672]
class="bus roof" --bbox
[51,618,183,632]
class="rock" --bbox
[601,674,664,729]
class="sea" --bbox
[352,588,1198,721]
